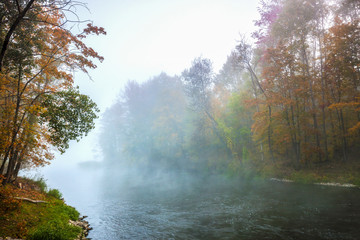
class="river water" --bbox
[40,166,360,240]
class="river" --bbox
[40,165,360,240]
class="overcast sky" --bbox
[75,0,260,111]
[33,0,261,178]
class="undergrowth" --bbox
[0,176,81,239]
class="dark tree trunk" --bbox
[0,0,35,72]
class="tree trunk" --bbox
[0,0,35,72]
[4,149,18,184]
[339,109,348,161]
[250,73,265,161]
[13,160,22,181]
[319,31,329,161]
[204,110,234,160]
[267,105,274,162]
[0,159,6,175]
[3,64,23,184]
[247,64,273,162]
[301,43,322,161]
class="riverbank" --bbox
[0,177,90,240]
[250,156,360,187]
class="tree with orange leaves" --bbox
[249,0,360,166]
[0,0,105,184]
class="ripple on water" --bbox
[81,176,360,240]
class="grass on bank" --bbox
[252,156,360,186]
[0,176,81,240]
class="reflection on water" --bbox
[42,166,360,240]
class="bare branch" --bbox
[0,0,35,72]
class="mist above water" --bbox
[33,159,360,240]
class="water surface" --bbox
[42,167,360,240]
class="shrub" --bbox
[34,177,48,193]
[47,189,62,200]
[290,171,319,184]
[60,204,80,221]
[22,176,48,192]
[27,219,81,240]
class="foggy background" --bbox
[15,1,360,239]
[29,0,260,187]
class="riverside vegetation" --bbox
[0,176,89,240]
[0,1,102,239]
[100,0,360,185]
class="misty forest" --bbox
[101,0,360,176]
[1,0,360,239]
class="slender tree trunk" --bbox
[267,105,274,162]
[339,109,348,161]
[204,110,234,160]
[249,73,264,161]
[285,107,299,164]
[301,43,321,161]
[0,0,35,72]
[293,94,303,165]
[0,159,6,175]
[3,64,22,184]
[13,159,22,180]
[319,32,329,161]
[12,141,28,180]
[329,110,338,153]
[291,105,301,165]
[4,149,18,184]
[248,64,274,162]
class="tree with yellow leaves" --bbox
[0,0,104,184]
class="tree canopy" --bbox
[100,0,360,176]
[0,0,104,184]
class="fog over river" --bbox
[32,161,360,240]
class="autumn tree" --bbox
[246,0,360,166]
[0,0,105,184]
[182,57,235,168]
[182,58,221,142]
[324,15,360,161]
[233,37,275,162]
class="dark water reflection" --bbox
[43,167,360,240]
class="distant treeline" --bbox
[100,0,360,174]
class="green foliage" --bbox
[0,184,80,238]
[34,177,48,193]
[290,172,321,184]
[0,1,104,185]
[98,0,360,181]
[182,57,213,111]
[58,204,79,221]
[40,87,100,153]
[21,176,48,193]
[100,73,188,168]
[47,189,62,200]
[27,219,81,240]
[21,199,80,239]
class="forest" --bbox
[100,0,360,177]
[0,0,359,182]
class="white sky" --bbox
[74,0,260,111]
[34,0,261,177]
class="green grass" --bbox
[0,178,82,239]
[23,198,81,240]
[47,188,63,200]
[27,218,81,240]
[250,158,360,186]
